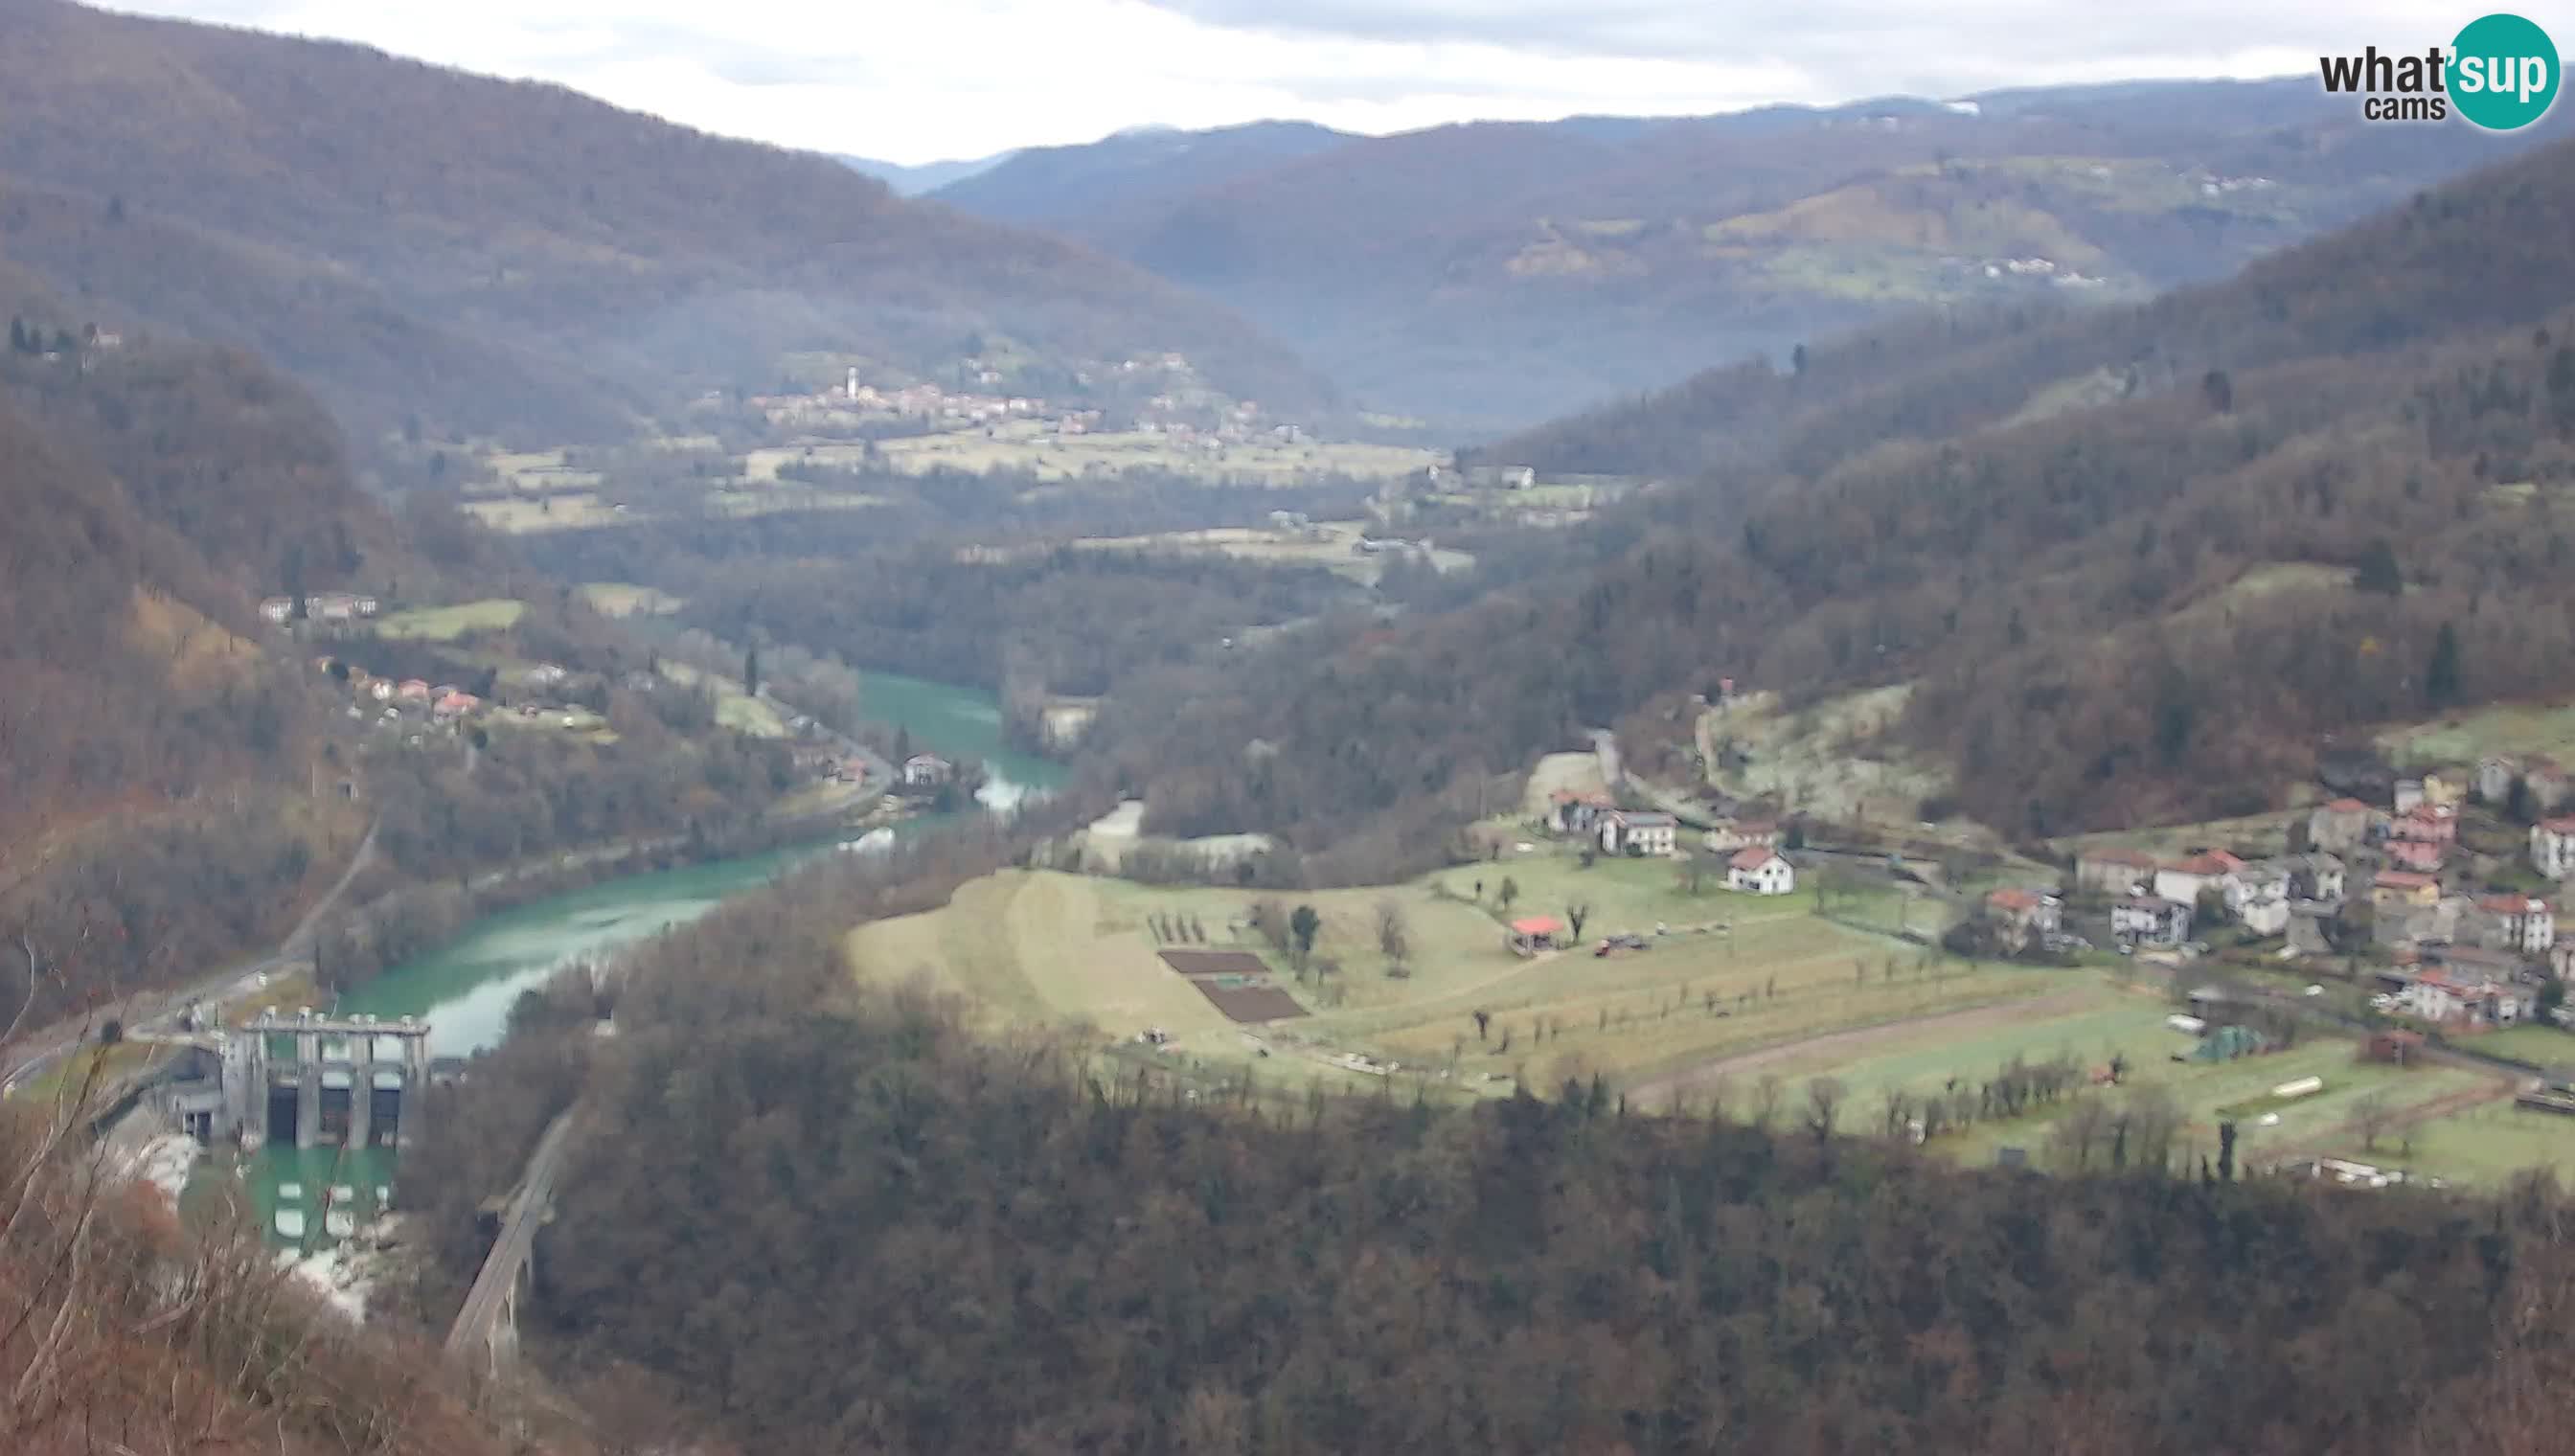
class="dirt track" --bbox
[2265,1076,2522,1166]
[1624,987,2106,1103]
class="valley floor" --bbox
[843,832,2575,1186]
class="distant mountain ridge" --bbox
[931,80,2564,429]
[1097,132,2575,862]
[0,0,1332,447]
[931,119,1357,226]
[836,149,1017,195]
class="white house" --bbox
[901,754,955,787]
[2478,754,2522,803]
[258,597,294,625]
[2532,817,2575,879]
[2111,896,2191,947]
[2478,895,2557,954]
[2153,851,2245,909]
[2223,863,2292,937]
[2278,853,2346,904]
[1728,848,1795,896]
[2397,971,2533,1028]
[2394,778,2427,814]
[1601,811,1678,857]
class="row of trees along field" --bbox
[397,837,2575,1456]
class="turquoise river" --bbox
[231,670,1067,1249]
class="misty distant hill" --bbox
[0,0,1332,445]
[930,80,2564,429]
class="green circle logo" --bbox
[2450,12,2560,130]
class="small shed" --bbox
[2365,1029,2427,1066]
[1506,916,1562,957]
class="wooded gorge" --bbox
[409,842,2575,1456]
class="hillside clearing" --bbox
[372,599,526,641]
[845,849,2048,1097]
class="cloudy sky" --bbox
[111,1,2569,165]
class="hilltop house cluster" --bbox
[259,592,379,626]
[749,378,1051,430]
[2063,756,2575,1035]
[1542,792,1795,897]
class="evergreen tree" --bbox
[2355,537,2404,595]
[744,645,762,698]
[2427,621,2462,707]
[2200,368,2234,414]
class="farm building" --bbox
[1505,917,1562,957]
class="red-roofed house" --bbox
[2533,817,2575,879]
[2391,805,2457,844]
[1727,848,1795,896]
[2397,970,2534,1028]
[1547,789,1616,835]
[2154,852,2244,908]
[2382,836,2446,874]
[1984,888,2062,953]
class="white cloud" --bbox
[104,0,2575,164]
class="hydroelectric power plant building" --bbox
[164,1010,434,1150]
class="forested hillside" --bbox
[0,0,1330,446]
[0,304,796,1032]
[1,1106,506,1454]
[0,319,431,1029]
[1086,134,2575,862]
[411,845,2575,1456]
[933,79,2560,426]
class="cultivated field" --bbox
[1667,980,2533,1174]
[844,847,2044,1100]
[869,422,1438,484]
[965,520,1471,584]
[459,493,627,533]
[372,599,525,641]
[2455,1023,2575,1070]
[654,663,786,739]
[579,582,687,618]
[2381,697,2575,768]
[2322,1099,2575,1185]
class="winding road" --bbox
[1,817,381,1099]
